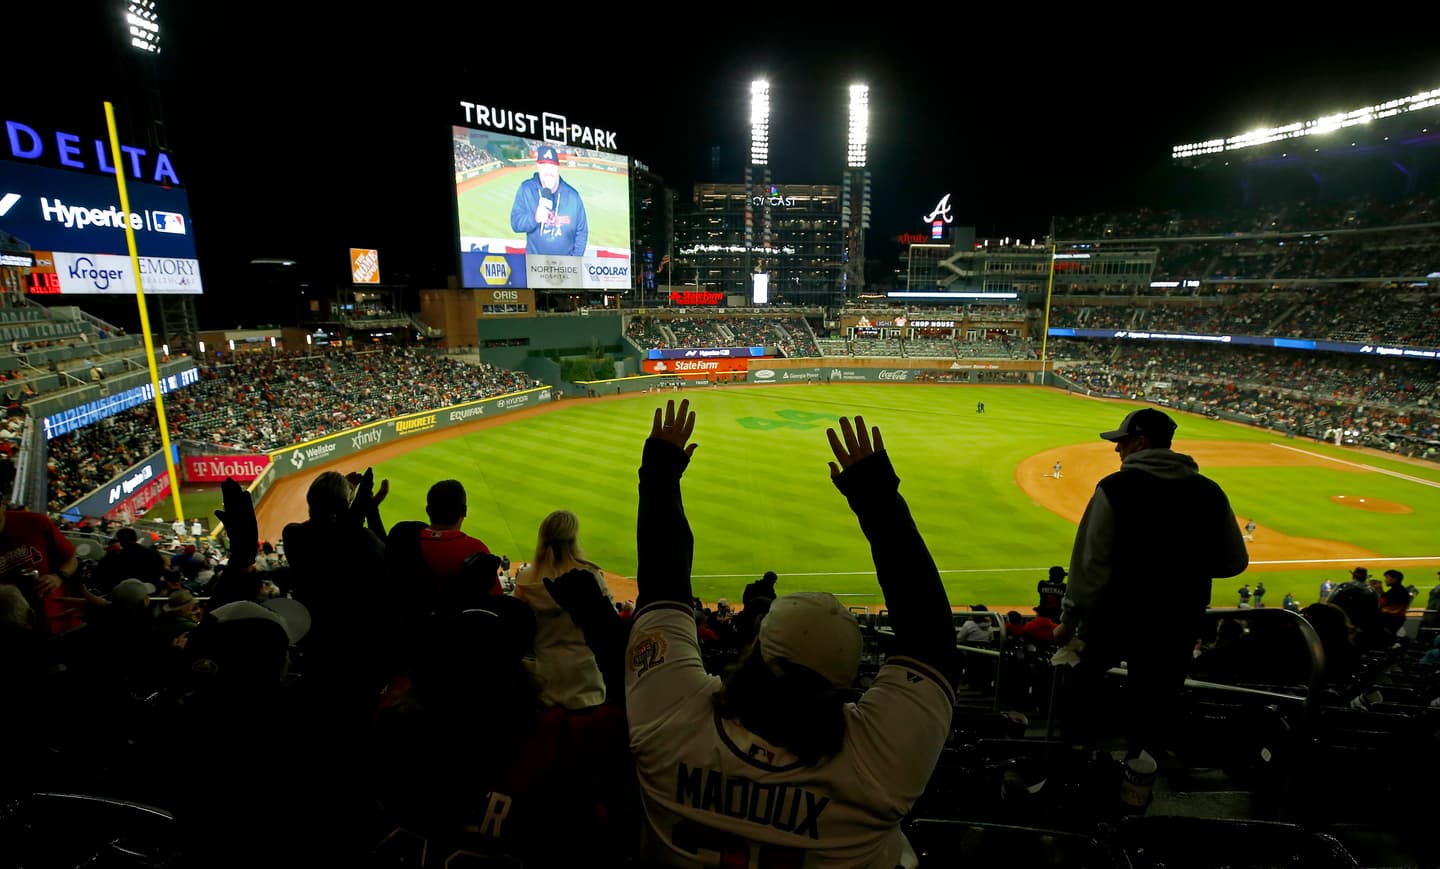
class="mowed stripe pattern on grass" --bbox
[328,386,1440,609]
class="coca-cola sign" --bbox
[184,455,271,483]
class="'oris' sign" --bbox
[183,455,271,483]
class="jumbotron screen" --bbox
[453,127,632,290]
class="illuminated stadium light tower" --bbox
[842,84,871,296]
[1172,85,1440,159]
[125,0,161,53]
[746,80,773,291]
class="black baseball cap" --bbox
[1100,408,1177,442]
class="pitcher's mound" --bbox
[1331,495,1412,514]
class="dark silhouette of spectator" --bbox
[624,402,957,864]
[91,526,169,593]
[1056,407,1249,756]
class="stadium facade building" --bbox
[631,161,674,306]
[673,181,847,307]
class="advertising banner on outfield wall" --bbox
[60,446,176,524]
[264,387,552,482]
[646,347,766,360]
[748,368,821,384]
[642,358,750,374]
[184,455,271,483]
[824,368,917,382]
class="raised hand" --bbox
[827,415,885,479]
[214,477,258,570]
[650,398,697,458]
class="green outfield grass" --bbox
[457,166,631,251]
[344,386,1440,609]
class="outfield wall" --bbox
[245,386,554,504]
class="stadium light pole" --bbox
[750,80,770,166]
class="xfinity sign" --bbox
[457,101,619,151]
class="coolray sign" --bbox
[5,120,181,184]
[350,429,384,450]
[583,257,630,288]
[289,442,337,470]
[395,415,437,434]
[457,102,619,151]
[183,455,270,483]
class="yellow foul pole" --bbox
[1040,237,1058,371]
[103,101,184,522]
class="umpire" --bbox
[1054,408,1249,757]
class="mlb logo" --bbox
[152,211,186,235]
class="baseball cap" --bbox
[110,578,157,607]
[1049,566,1068,579]
[211,598,312,646]
[535,145,559,165]
[164,589,197,611]
[1100,408,1177,442]
[758,592,863,689]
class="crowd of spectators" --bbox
[44,348,534,510]
[166,347,532,451]
[452,139,495,173]
[1057,194,1440,240]
[625,315,821,357]
[1057,343,1440,455]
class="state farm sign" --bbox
[184,455,271,483]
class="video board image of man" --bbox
[509,144,588,257]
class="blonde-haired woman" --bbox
[513,510,615,708]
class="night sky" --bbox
[9,5,1440,328]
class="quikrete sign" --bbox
[669,291,723,306]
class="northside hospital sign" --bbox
[1,118,204,295]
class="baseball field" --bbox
[227,384,1440,612]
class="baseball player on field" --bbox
[625,400,958,867]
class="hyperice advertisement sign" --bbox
[453,101,631,291]
[1,121,203,294]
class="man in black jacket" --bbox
[1055,407,1248,756]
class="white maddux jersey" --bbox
[626,602,955,869]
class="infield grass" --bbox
[346,386,1440,609]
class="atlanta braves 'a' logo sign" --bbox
[922,193,954,224]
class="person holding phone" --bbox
[509,143,589,256]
